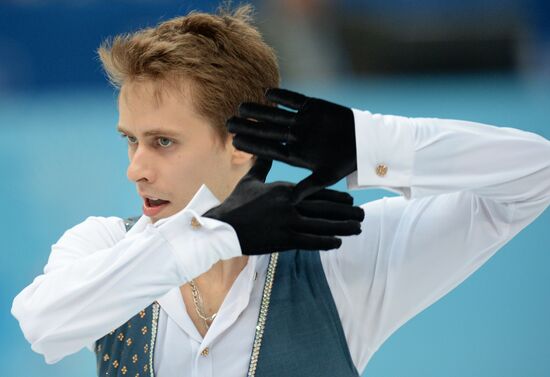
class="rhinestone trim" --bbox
[149,301,160,377]
[247,252,279,377]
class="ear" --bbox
[226,134,254,166]
[231,147,254,166]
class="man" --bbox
[11,5,363,376]
[11,4,550,377]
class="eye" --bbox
[157,137,173,148]
[120,134,137,145]
[119,133,174,149]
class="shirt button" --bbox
[200,347,209,356]
[375,163,388,177]
[191,217,202,229]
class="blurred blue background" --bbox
[1,1,549,376]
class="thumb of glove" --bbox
[247,157,273,183]
[291,173,324,204]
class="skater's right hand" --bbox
[203,158,365,255]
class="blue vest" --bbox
[94,216,359,377]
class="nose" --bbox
[126,146,157,183]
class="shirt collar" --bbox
[125,183,266,341]
[126,183,221,236]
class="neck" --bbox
[195,174,251,288]
[194,255,249,290]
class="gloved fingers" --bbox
[227,116,292,143]
[246,157,273,182]
[295,201,365,222]
[238,103,295,127]
[292,216,362,236]
[290,231,342,251]
[233,134,294,166]
[301,188,354,205]
[265,88,308,111]
[292,173,326,204]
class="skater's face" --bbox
[117,79,253,224]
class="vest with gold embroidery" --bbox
[94,216,359,377]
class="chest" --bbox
[95,250,359,377]
[179,283,229,338]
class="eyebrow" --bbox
[116,126,181,138]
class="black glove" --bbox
[227,88,357,204]
[203,158,365,255]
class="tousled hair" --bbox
[97,3,280,146]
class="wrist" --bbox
[343,106,358,172]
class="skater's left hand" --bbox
[227,88,357,204]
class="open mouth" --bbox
[145,198,171,207]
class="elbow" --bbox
[11,293,65,364]
[11,293,42,346]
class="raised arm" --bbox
[226,88,550,372]
[11,159,365,364]
[10,184,242,364]
[321,109,550,373]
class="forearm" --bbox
[11,187,242,364]
[11,228,181,363]
[347,109,550,206]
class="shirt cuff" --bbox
[346,108,415,199]
[153,184,243,282]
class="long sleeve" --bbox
[321,109,550,374]
[10,184,242,365]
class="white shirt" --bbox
[11,109,550,376]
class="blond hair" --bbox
[97,4,280,146]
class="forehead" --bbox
[116,79,220,143]
[119,79,192,111]
[118,79,199,127]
